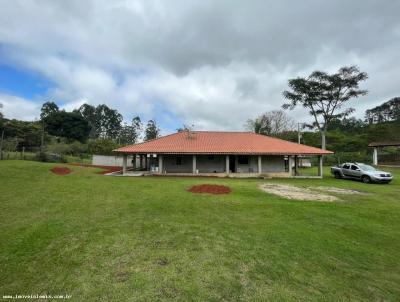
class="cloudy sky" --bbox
[0,0,399,133]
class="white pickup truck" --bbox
[331,163,393,184]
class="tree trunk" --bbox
[321,130,326,150]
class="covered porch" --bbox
[121,153,324,178]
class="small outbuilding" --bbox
[368,141,400,165]
[113,131,333,178]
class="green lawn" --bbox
[1,161,400,301]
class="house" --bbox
[113,131,333,177]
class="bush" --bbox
[324,151,372,166]
[87,138,120,155]
[36,151,66,163]
[45,141,87,156]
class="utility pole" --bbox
[297,122,306,144]
[297,123,301,144]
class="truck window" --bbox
[351,165,359,170]
[343,164,350,169]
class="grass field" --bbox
[1,160,400,301]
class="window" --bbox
[176,156,182,165]
[238,155,249,165]
[343,164,350,169]
[351,165,359,171]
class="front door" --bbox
[229,156,236,173]
[348,164,362,179]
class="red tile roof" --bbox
[114,131,333,155]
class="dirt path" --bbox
[259,183,367,202]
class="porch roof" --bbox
[114,131,333,155]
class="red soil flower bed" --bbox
[50,167,71,175]
[188,184,231,194]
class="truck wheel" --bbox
[362,175,371,184]
[334,172,342,179]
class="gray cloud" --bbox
[0,0,399,130]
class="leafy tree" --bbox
[131,116,142,142]
[283,66,368,149]
[40,101,59,120]
[144,119,160,141]
[246,110,296,136]
[76,104,98,138]
[75,103,123,139]
[94,104,123,139]
[0,119,43,150]
[328,117,365,133]
[365,97,400,124]
[118,123,136,145]
[176,124,194,132]
[44,111,91,142]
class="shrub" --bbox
[87,138,120,155]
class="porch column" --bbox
[318,155,323,178]
[192,155,197,174]
[132,154,136,170]
[145,155,149,171]
[294,155,298,176]
[288,156,293,176]
[226,155,230,174]
[235,155,239,172]
[258,155,262,173]
[159,154,163,174]
[122,154,127,174]
[373,147,378,165]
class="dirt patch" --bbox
[259,183,367,202]
[314,186,367,195]
[115,271,130,282]
[259,183,338,202]
[188,184,231,194]
[155,257,169,266]
[50,167,71,175]
[68,163,122,174]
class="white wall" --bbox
[262,155,286,173]
[163,155,193,173]
[197,155,226,173]
[92,154,135,167]
[161,154,286,173]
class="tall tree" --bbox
[94,104,123,139]
[246,110,295,135]
[1,119,46,150]
[131,116,143,142]
[365,97,400,124]
[40,101,59,120]
[116,116,143,144]
[282,66,368,149]
[118,123,136,145]
[44,111,91,142]
[76,104,98,138]
[176,124,193,132]
[144,119,160,141]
